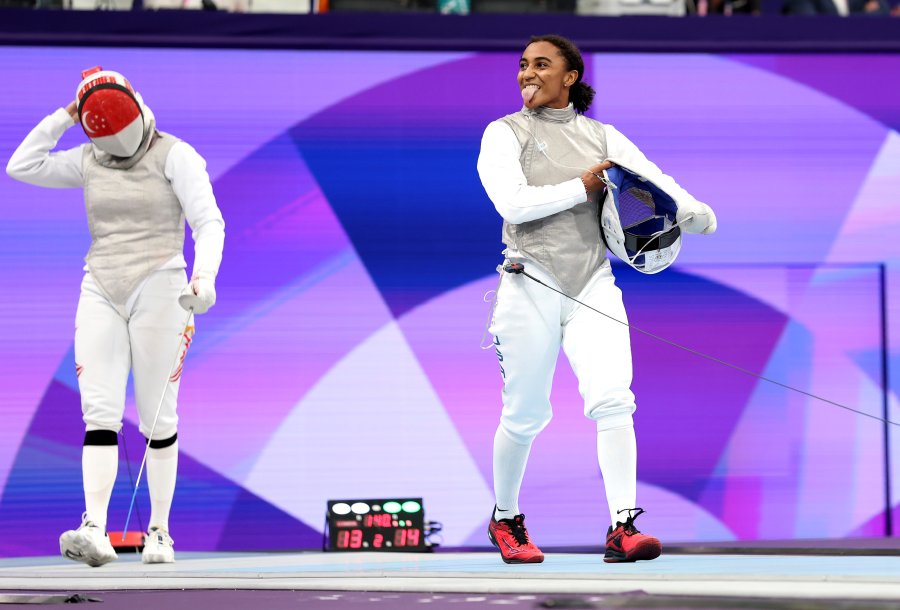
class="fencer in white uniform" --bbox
[6,68,225,567]
[477,35,716,564]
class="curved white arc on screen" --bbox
[242,320,493,546]
[825,131,900,263]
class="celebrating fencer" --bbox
[477,35,716,564]
[6,67,225,566]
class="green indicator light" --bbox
[401,501,421,513]
[383,501,402,514]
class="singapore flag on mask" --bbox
[76,67,145,158]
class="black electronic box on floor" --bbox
[325,498,427,552]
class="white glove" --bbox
[676,201,717,235]
[178,271,216,315]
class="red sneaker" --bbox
[487,512,544,564]
[604,508,661,563]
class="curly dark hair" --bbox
[527,34,595,114]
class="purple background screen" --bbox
[0,48,898,555]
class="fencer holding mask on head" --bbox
[477,35,715,565]
[6,67,225,567]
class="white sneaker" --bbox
[142,527,175,564]
[59,513,117,567]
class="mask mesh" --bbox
[617,187,655,230]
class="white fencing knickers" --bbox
[489,259,636,445]
[75,268,193,440]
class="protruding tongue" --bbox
[521,86,538,104]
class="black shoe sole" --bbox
[604,540,662,563]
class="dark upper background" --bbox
[0,1,899,53]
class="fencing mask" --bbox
[600,166,682,274]
[76,67,145,158]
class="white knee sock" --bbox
[493,426,532,521]
[597,424,637,527]
[82,445,118,531]
[146,441,178,532]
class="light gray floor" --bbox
[1,552,899,600]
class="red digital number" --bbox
[350,529,363,549]
[392,528,420,547]
[393,529,407,547]
[365,514,395,528]
[407,528,420,547]
[336,530,350,549]
[373,533,383,548]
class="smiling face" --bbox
[518,40,579,110]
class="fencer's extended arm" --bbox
[477,121,587,224]
[6,108,85,188]
[603,125,717,234]
[165,142,225,279]
[604,125,717,235]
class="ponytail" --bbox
[570,81,595,114]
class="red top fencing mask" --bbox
[76,67,145,158]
